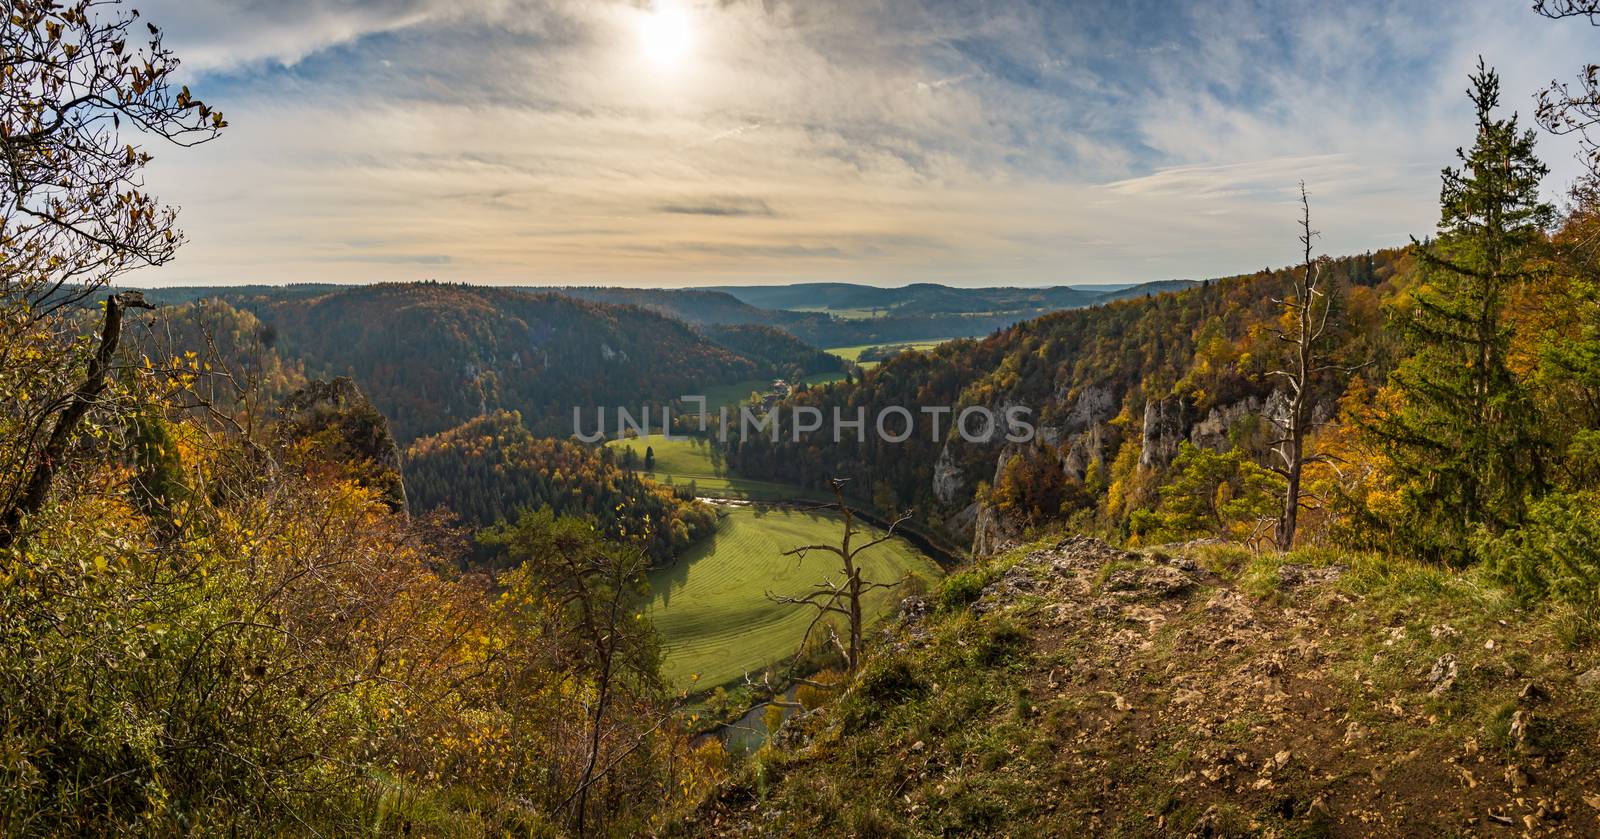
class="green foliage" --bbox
[1477,490,1600,609]
[853,657,926,707]
[1371,62,1556,564]
[936,567,992,612]
[408,411,717,564]
[126,407,191,523]
[990,444,1091,528]
[1130,441,1284,545]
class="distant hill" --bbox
[125,280,1209,419]
[247,283,767,441]
[698,323,845,377]
[541,280,1200,350]
[136,283,348,306]
[695,279,1198,318]
[535,286,797,328]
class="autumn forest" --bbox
[5,1,1600,836]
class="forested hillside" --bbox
[543,286,808,328]
[724,249,1399,533]
[697,324,844,379]
[406,410,718,563]
[249,283,762,441]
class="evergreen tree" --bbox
[1373,60,1555,564]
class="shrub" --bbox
[855,658,926,705]
[937,569,991,612]
[1477,490,1600,609]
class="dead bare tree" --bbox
[1534,0,1600,21]
[770,478,911,675]
[1267,184,1346,551]
[1534,2,1600,178]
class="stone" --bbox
[1277,563,1348,589]
[1426,654,1459,696]
[1576,666,1600,689]
[931,442,964,505]
[1102,564,1195,599]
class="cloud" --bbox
[1107,155,1356,199]
[127,0,1595,288]
[656,196,776,217]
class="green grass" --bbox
[647,506,942,690]
[825,340,946,369]
[696,371,847,411]
[607,433,822,501]
[788,306,890,320]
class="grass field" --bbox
[788,306,890,320]
[646,506,941,689]
[825,340,946,369]
[695,371,847,411]
[607,433,822,501]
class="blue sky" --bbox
[130,0,1597,287]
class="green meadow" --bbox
[646,506,940,690]
[824,339,946,369]
[607,433,816,501]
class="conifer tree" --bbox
[1373,60,1555,564]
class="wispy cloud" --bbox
[656,196,776,217]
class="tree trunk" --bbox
[0,292,150,549]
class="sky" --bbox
[127,0,1598,288]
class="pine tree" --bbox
[1374,60,1555,564]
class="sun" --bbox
[636,2,692,68]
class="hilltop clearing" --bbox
[680,537,1600,837]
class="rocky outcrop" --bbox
[932,441,964,505]
[1139,395,1186,468]
[972,500,1025,558]
[1061,422,1118,480]
[1189,390,1293,453]
[1061,384,1117,435]
[971,444,1027,556]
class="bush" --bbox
[937,569,991,612]
[1477,491,1600,609]
[855,658,926,706]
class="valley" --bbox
[606,433,813,502]
[824,339,948,370]
[609,433,945,690]
[10,2,1600,831]
[646,506,938,690]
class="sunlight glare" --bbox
[637,2,692,68]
